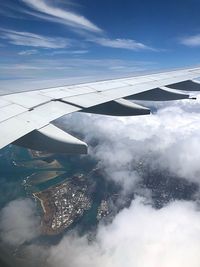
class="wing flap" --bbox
[2,91,52,109]
[0,99,11,108]
[0,116,37,149]
[39,86,96,99]
[0,101,81,150]
[18,101,80,126]
[0,104,27,122]
[86,80,129,91]
[62,92,109,108]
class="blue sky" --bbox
[1,0,200,87]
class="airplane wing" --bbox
[1,67,200,154]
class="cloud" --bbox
[50,49,89,55]
[71,50,89,54]
[0,198,40,246]
[3,31,156,52]
[4,198,199,267]
[58,96,200,189]
[1,1,157,52]
[90,37,155,51]
[18,49,38,55]
[44,198,200,267]
[180,34,200,47]
[0,29,70,48]
[0,2,157,53]
[0,58,155,89]
[21,0,102,33]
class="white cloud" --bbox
[46,199,200,267]
[90,37,155,51]
[2,1,156,52]
[0,2,157,52]
[50,49,89,55]
[0,198,40,246]
[1,29,70,48]
[180,34,200,47]
[2,192,200,267]
[18,49,38,55]
[22,0,102,33]
[58,96,200,187]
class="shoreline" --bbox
[28,170,66,185]
[33,193,47,213]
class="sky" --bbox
[2,1,200,267]
[1,0,200,89]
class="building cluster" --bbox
[51,182,91,231]
[35,179,92,235]
[97,200,110,220]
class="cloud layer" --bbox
[0,199,40,246]
[59,97,200,189]
[47,199,200,267]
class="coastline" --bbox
[33,193,47,213]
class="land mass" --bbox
[34,175,92,235]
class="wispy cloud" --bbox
[50,49,89,56]
[0,29,70,48]
[0,1,157,52]
[21,0,102,33]
[18,49,38,55]
[90,37,155,51]
[180,34,200,47]
[19,1,155,51]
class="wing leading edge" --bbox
[1,67,200,154]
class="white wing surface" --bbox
[1,67,200,154]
